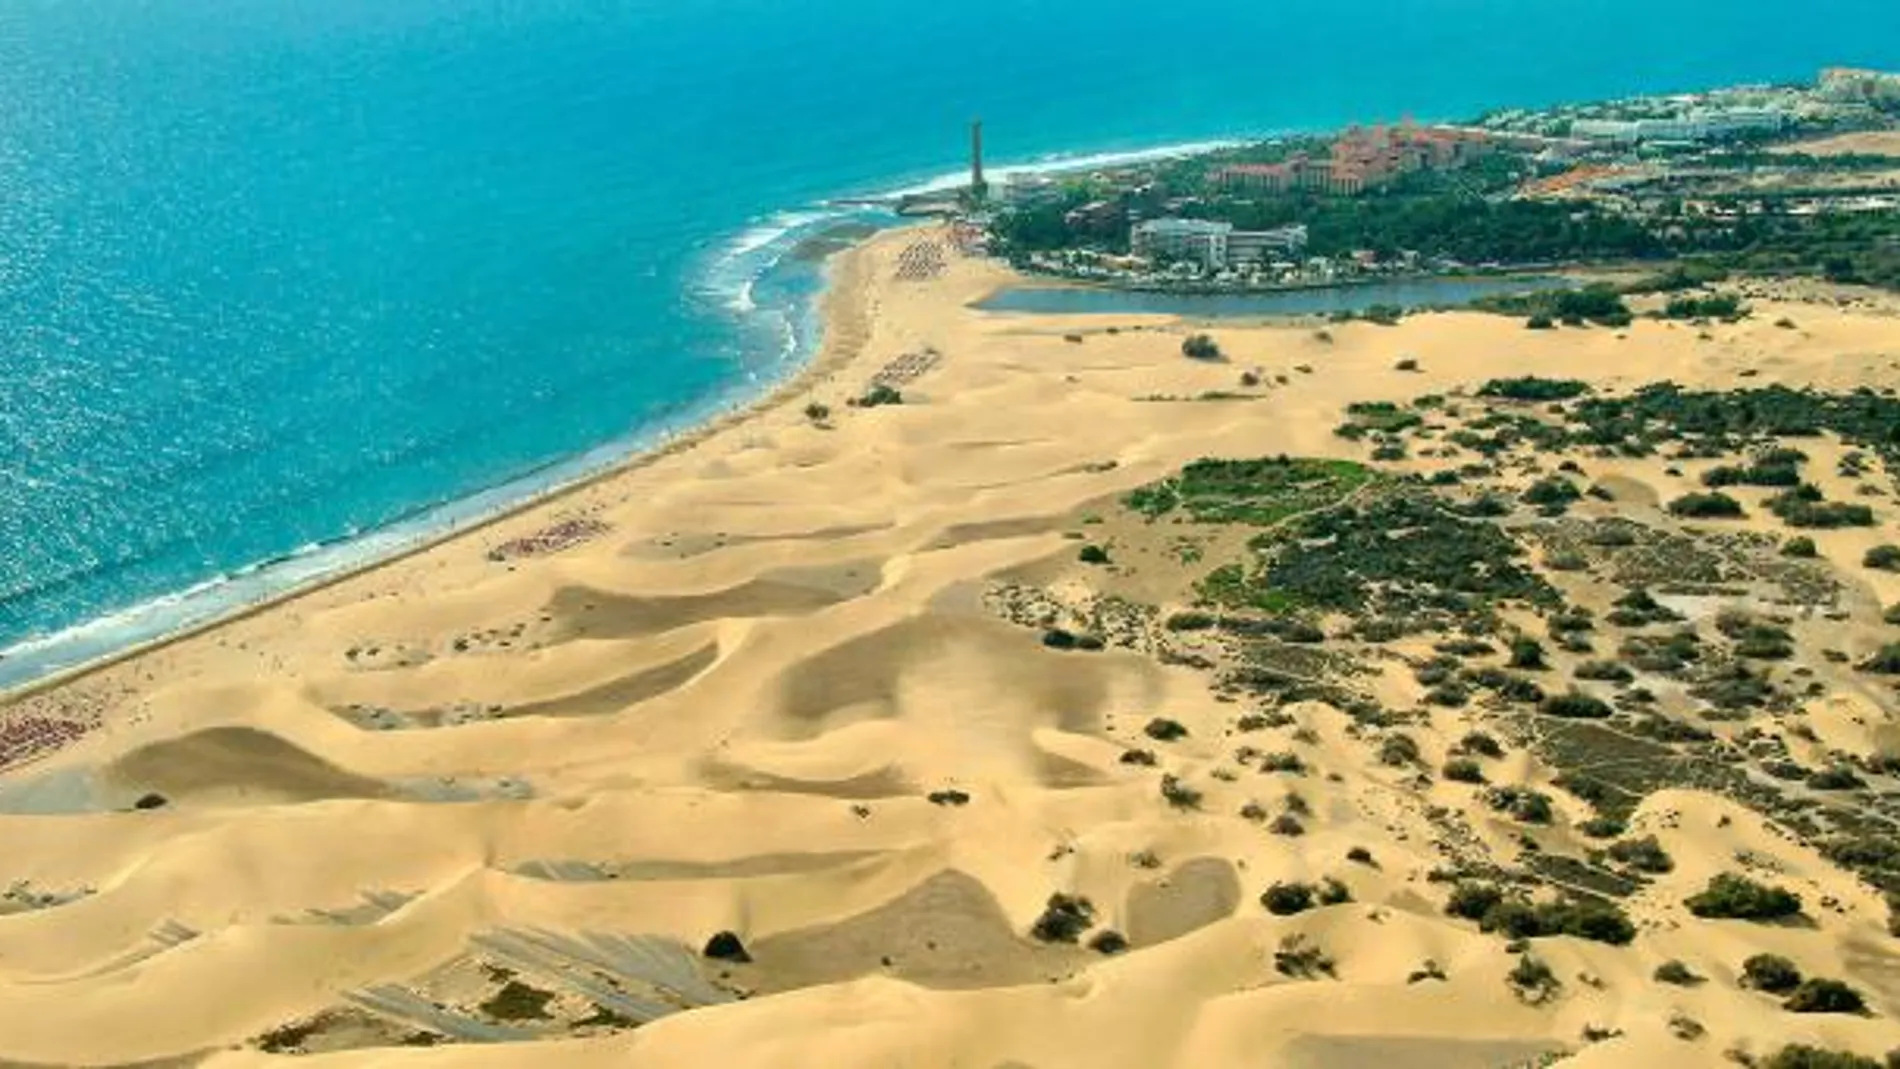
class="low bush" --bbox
[1686,873,1802,920]
[1507,953,1561,1004]
[1742,953,1802,992]
[1378,733,1421,767]
[1541,691,1614,719]
[1182,334,1223,361]
[1442,758,1487,783]
[1522,476,1582,512]
[1784,978,1868,1015]
[1486,786,1554,824]
[1866,544,1900,572]
[1578,815,1626,839]
[1458,731,1503,758]
[1575,660,1634,683]
[1159,775,1203,810]
[1770,485,1875,529]
[856,383,903,407]
[1144,718,1189,741]
[1030,893,1096,943]
[1781,536,1819,558]
[1262,881,1316,916]
[1508,636,1547,670]
[1479,377,1589,401]
[1653,959,1703,986]
[1668,491,1745,519]
[1860,644,1900,675]
[1759,1046,1884,1069]
[1445,882,1505,921]
[1607,835,1674,873]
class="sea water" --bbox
[2,0,1897,686]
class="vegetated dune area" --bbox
[7,226,1900,1069]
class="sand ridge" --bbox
[3,227,1900,1066]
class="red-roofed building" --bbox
[1215,122,1489,197]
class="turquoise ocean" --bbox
[3,0,1898,686]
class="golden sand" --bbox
[2,227,1899,1067]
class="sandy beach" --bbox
[3,226,1900,1067]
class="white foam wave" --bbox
[703,207,849,315]
[726,209,832,259]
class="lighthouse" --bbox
[970,118,988,202]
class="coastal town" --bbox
[944,67,1900,294]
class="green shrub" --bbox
[1860,644,1900,675]
[1668,491,1745,519]
[1182,334,1223,361]
[1784,978,1868,1015]
[1781,536,1819,558]
[1078,544,1110,565]
[1262,881,1316,916]
[1742,953,1803,992]
[1865,544,1900,571]
[1478,377,1589,401]
[1521,476,1581,511]
[1686,873,1802,920]
[1458,731,1503,758]
[1607,835,1674,873]
[1759,1046,1883,1069]
[1770,485,1875,529]
[1144,718,1188,741]
[1445,882,1504,921]
[1159,775,1203,810]
[1807,765,1866,790]
[1508,636,1547,670]
[856,383,903,407]
[1541,691,1613,719]
[1506,953,1561,1003]
[1578,815,1626,839]
[1653,959,1702,986]
[1574,660,1634,683]
[480,980,557,1021]
[1030,893,1096,943]
[1661,293,1749,321]
[1378,733,1421,767]
[1442,757,1487,783]
[1486,786,1554,824]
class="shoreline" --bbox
[0,134,1257,706]
[0,224,900,706]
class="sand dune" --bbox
[5,228,1900,1066]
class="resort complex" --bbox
[978,67,1900,292]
